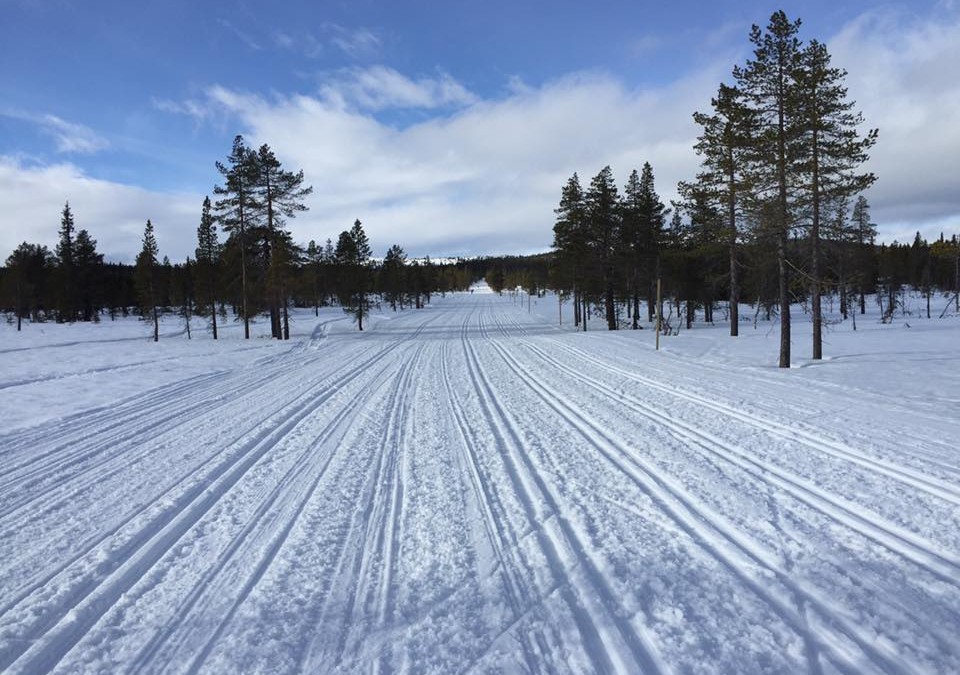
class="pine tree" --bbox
[689,82,755,336]
[735,11,805,367]
[195,196,221,339]
[55,202,77,322]
[552,173,588,329]
[795,39,878,358]
[214,135,260,339]
[850,195,877,314]
[74,229,103,322]
[254,144,313,339]
[584,166,621,330]
[135,220,160,342]
[335,219,372,330]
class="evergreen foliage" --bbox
[134,220,160,342]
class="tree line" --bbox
[1,135,473,336]
[544,10,960,366]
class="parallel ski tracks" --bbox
[0,310,445,675]
[153,358,403,675]
[468,305,668,675]
[546,337,960,509]
[483,305,954,674]
[441,311,555,674]
[298,340,429,673]
[334,341,425,674]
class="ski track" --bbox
[0,342,384,615]
[592,328,960,475]
[443,308,561,674]
[1,294,958,674]
[0,309,445,674]
[497,324,949,673]
[486,301,959,672]
[470,305,669,674]
[546,337,960,503]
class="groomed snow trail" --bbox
[1,292,958,674]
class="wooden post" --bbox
[655,277,662,351]
[559,294,562,325]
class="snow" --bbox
[1,290,958,674]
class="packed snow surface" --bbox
[1,289,959,674]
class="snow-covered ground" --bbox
[1,290,958,674]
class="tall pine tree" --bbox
[734,11,805,367]
[135,220,160,342]
[195,196,221,339]
[795,39,877,358]
[214,135,260,339]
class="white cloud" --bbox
[0,157,200,262]
[4,5,958,263]
[39,114,110,154]
[323,23,381,59]
[828,5,960,241]
[2,110,109,154]
[181,66,721,257]
[319,66,478,111]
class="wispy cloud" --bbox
[271,25,382,60]
[319,66,478,111]
[151,97,215,123]
[216,18,262,51]
[2,110,109,154]
[323,23,381,59]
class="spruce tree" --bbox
[335,219,372,330]
[584,166,621,330]
[620,169,646,329]
[636,162,668,323]
[195,196,221,339]
[55,202,77,322]
[552,173,588,329]
[135,220,160,342]
[254,144,313,339]
[4,243,53,330]
[850,195,877,314]
[306,239,322,316]
[381,244,407,310]
[73,229,103,322]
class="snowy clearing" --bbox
[1,290,959,674]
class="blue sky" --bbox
[2,0,958,261]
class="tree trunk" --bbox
[211,293,218,340]
[778,231,790,368]
[605,279,616,330]
[729,238,739,337]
